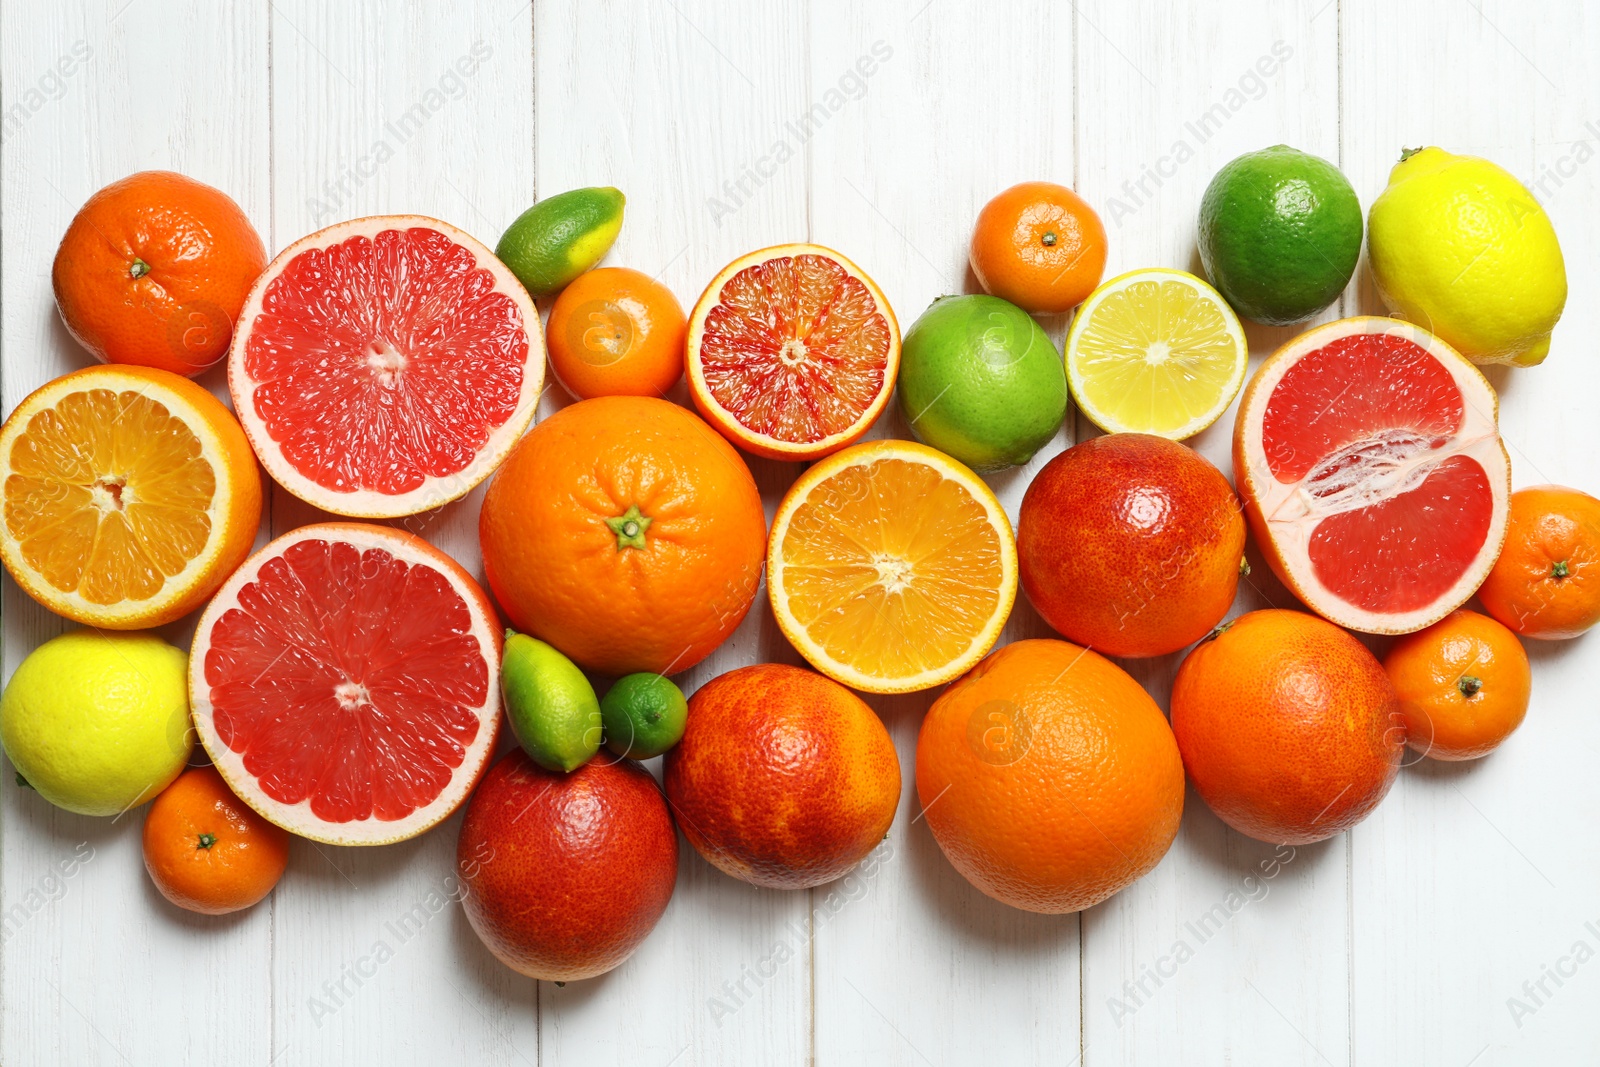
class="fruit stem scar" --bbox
[606,504,653,550]
[129,258,150,279]
[1552,560,1570,579]
[196,833,217,850]
[1458,675,1483,699]
[1041,231,1058,247]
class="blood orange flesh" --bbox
[229,216,543,518]
[1234,317,1510,634]
[191,523,501,845]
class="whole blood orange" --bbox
[1384,609,1530,761]
[53,171,267,376]
[969,181,1108,314]
[142,765,290,915]
[663,664,900,889]
[458,750,677,981]
[915,639,1184,913]
[547,266,687,400]
[1017,433,1245,658]
[479,396,766,677]
[1171,609,1403,844]
[1476,485,1600,640]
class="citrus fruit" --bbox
[916,639,1184,914]
[52,170,267,376]
[663,664,899,889]
[896,294,1067,472]
[767,438,1017,693]
[686,244,899,460]
[496,186,626,299]
[547,266,686,400]
[1233,316,1511,635]
[1477,485,1600,640]
[0,365,262,629]
[1197,145,1363,326]
[228,215,543,518]
[968,181,1108,314]
[142,764,290,915]
[601,673,688,759]
[1170,609,1404,845]
[190,522,501,846]
[479,396,766,677]
[1368,147,1566,366]
[1,629,193,817]
[458,749,677,981]
[1018,433,1245,658]
[1384,609,1530,761]
[1065,267,1248,440]
[500,631,603,773]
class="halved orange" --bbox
[687,244,899,461]
[768,439,1017,693]
[0,365,262,628]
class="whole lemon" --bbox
[1,630,193,816]
[1368,147,1566,366]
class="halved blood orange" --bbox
[1233,317,1511,635]
[190,522,501,845]
[228,216,543,518]
[687,244,899,460]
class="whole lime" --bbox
[1,629,193,816]
[896,294,1067,472]
[501,631,603,772]
[601,673,688,759]
[497,186,625,299]
[1197,145,1363,326]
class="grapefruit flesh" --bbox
[191,523,501,845]
[229,216,543,518]
[1234,317,1510,634]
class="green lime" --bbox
[600,673,688,759]
[496,186,625,298]
[896,294,1067,472]
[0,629,193,816]
[1197,145,1363,326]
[500,631,603,772]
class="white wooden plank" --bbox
[0,2,273,1065]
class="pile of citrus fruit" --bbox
[0,141,1593,978]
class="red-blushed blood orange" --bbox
[457,750,677,981]
[687,244,900,461]
[663,664,900,889]
[1170,609,1404,845]
[1233,317,1510,635]
[228,216,543,518]
[190,522,501,846]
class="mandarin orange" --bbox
[1384,609,1530,761]
[1477,485,1600,640]
[969,181,1107,314]
[142,764,290,915]
[547,267,687,400]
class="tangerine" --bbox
[1477,485,1600,640]
[969,181,1107,314]
[1384,609,1530,761]
[547,267,687,400]
[142,765,290,915]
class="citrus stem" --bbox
[1239,556,1252,577]
[605,504,652,551]
[129,258,150,279]
[1041,231,1058,247]
[1203,620,1235,643]
[1458,675,1483,699]
[1399,146,1425,162]
[1552,560,1570,579]
[196,833,217,850]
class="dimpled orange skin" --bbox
[1018,433,1246,658]
[547,267,688,401]
[1171,609,1403,845]
[969,181,1108,314]
[1384,609,1531,761]
[663,664,900,889]
[478,396,767,676]
[915,639,1184,914]
[1477,486,1600,640]
[53,171,267,377]
[142,765,290,916]
[457,750,678,981]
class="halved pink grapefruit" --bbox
[1233,317,1511,635]
[228,216,543,518]
[190,522,501,845]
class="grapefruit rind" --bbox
[1233,316,1511,635]
[189,522,502,846]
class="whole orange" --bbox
[915,639,1184,913]
[1384,609,1530,761]
[1018,433,1246,658]
[1171,609,1403,845]
[53,171,267,377]
[547,267,687,400]
[663,664,900,889]
[1477,485,1600,640]
[479,396,766,676]
[969,181,1108,314]
[142,764,290,915]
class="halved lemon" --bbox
[768,439,1016,693]
[0,365,262,628]
[1066,267,1248,440]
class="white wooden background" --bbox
[2,1,1597,1064]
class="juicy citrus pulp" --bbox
[768,439,1017,693]
[1067,268,1248,440]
